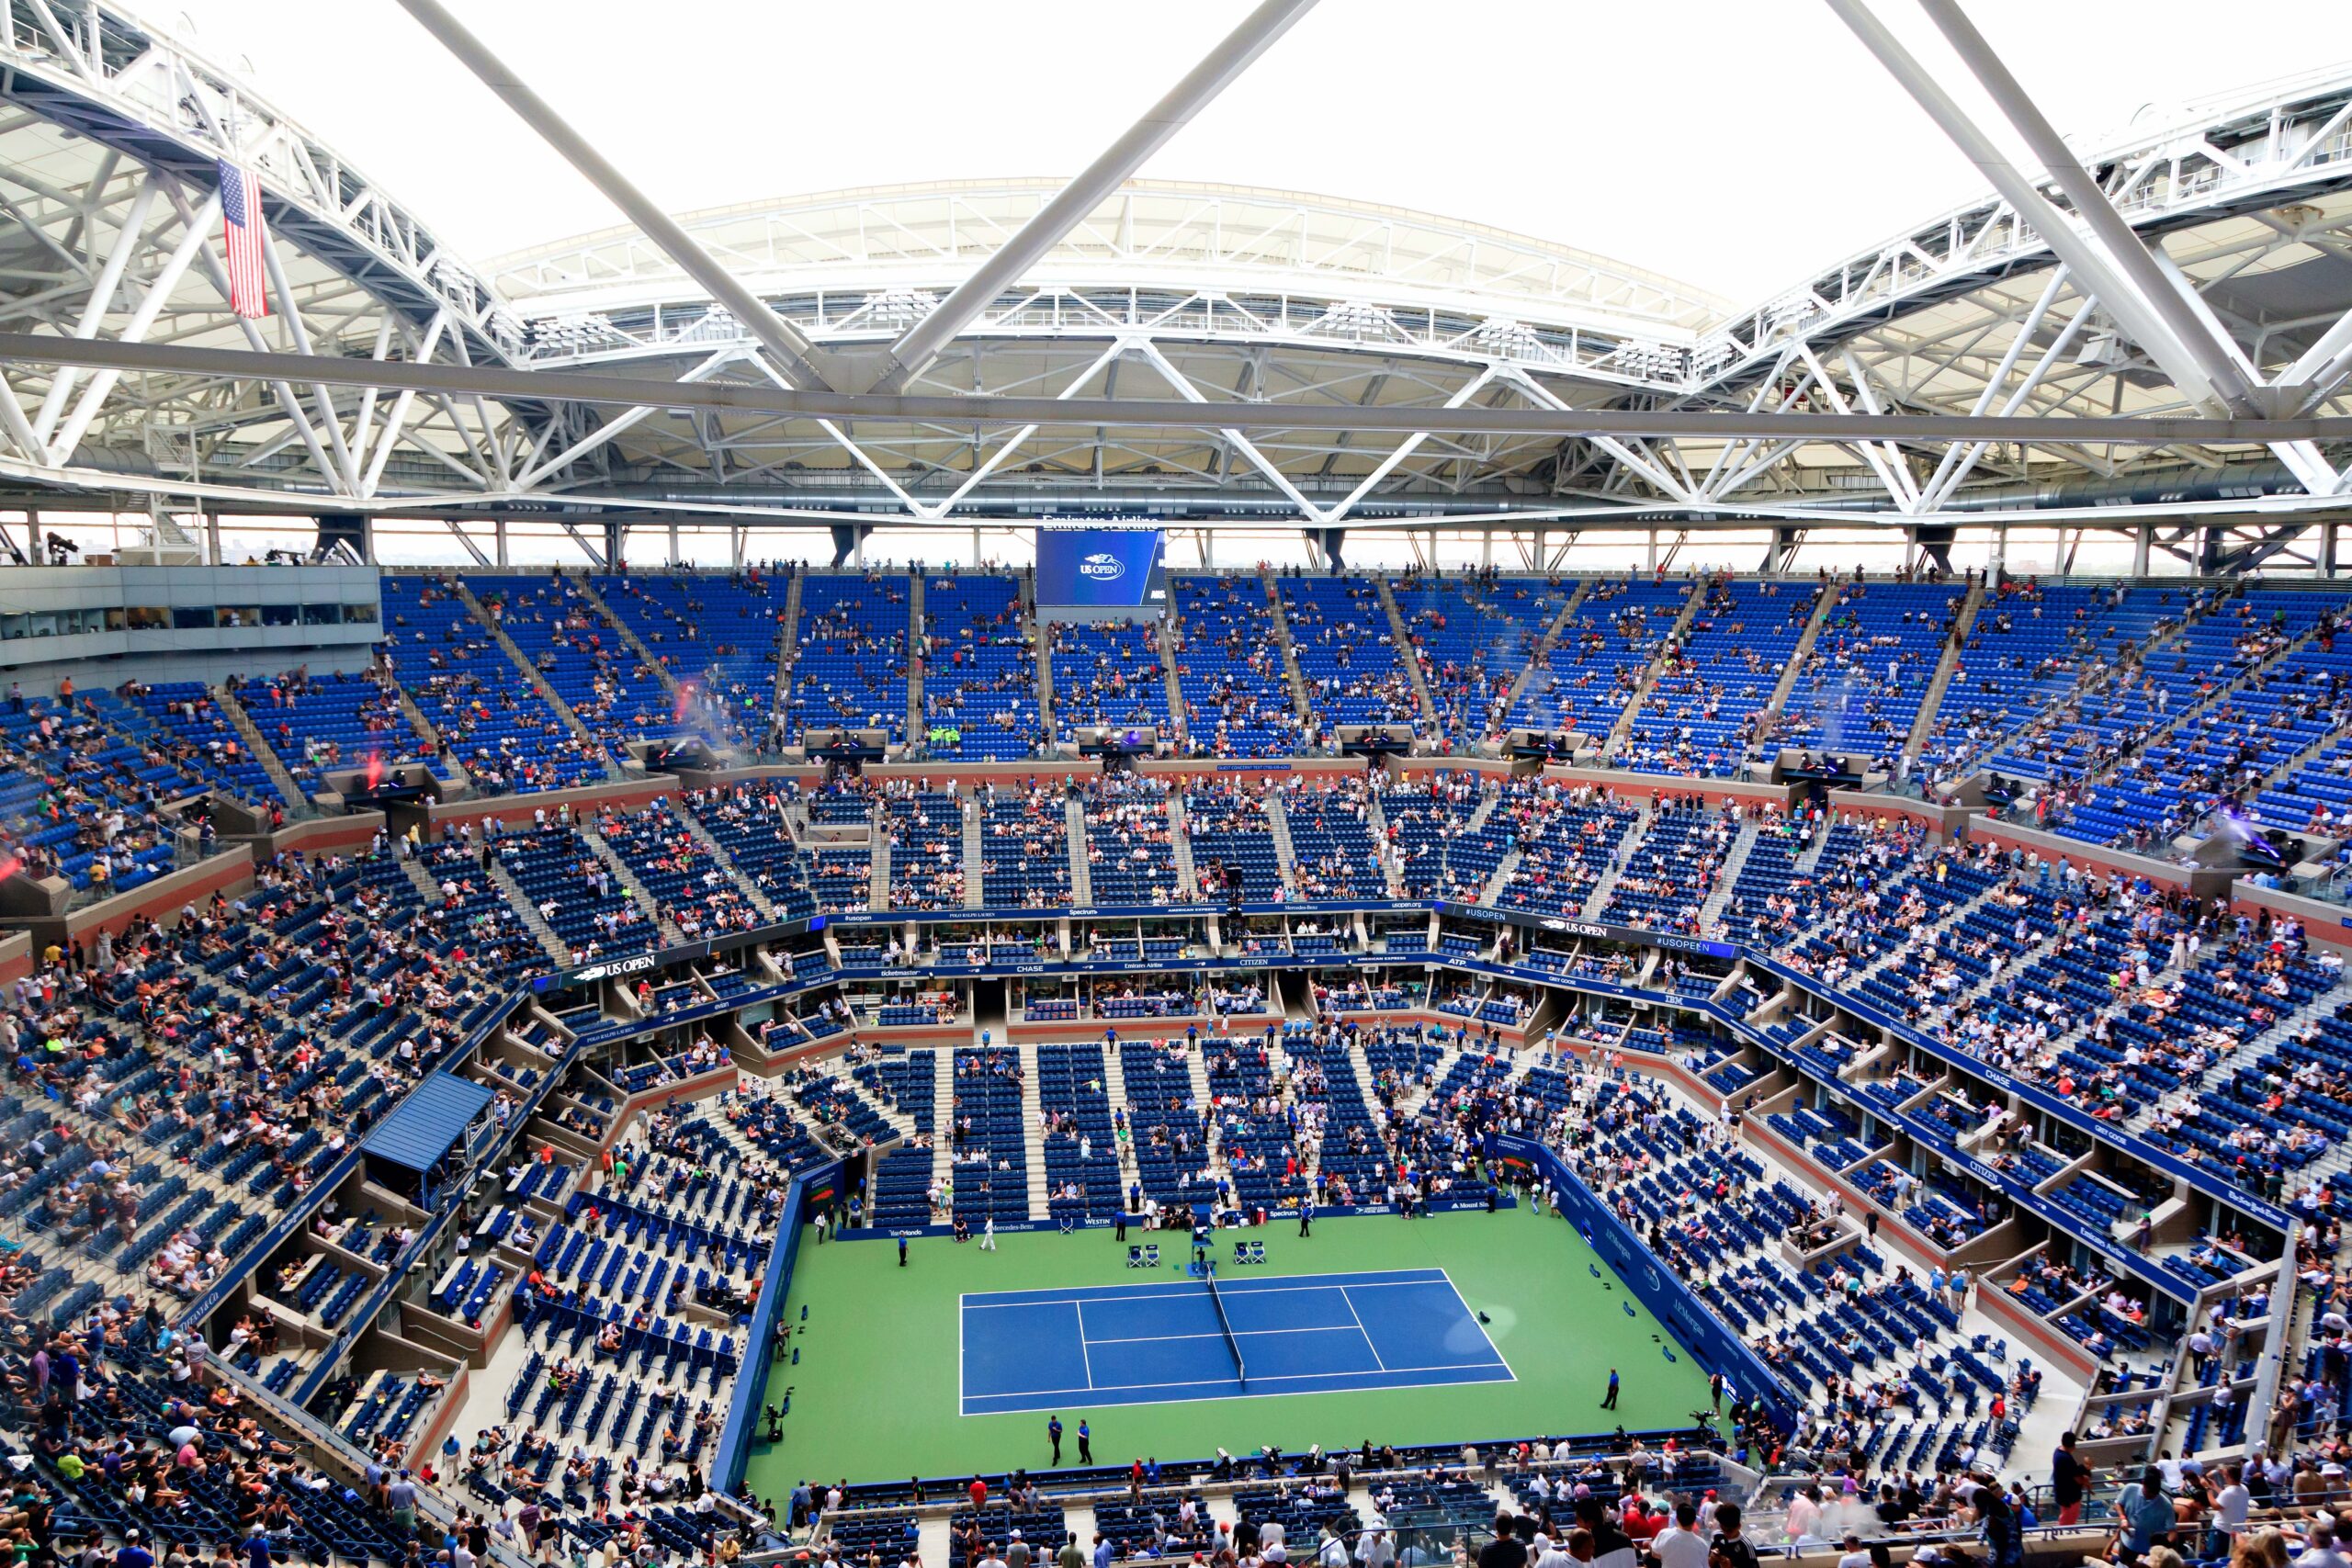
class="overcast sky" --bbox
[153,0,2350,306]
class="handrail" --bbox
[208,1355,540,1568]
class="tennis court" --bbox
[958,1267,1512,1414]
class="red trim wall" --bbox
[1964,821,2201,893]
[63,848,257,942]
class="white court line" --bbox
[957,1268,1510,1414]
[961,1359,1513,1406]
[1085,1325,1363,1346]
[1073,1300,1096,1392]
[960,1269,1447,1308]
[1435,1266,1519,1382]
[1337,1286,1389,1371]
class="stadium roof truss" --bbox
[3,2,2352,541]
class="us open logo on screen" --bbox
[1080,552,1127,582]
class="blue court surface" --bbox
[958,1268,1512,1414]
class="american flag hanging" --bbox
[217,159,269,319]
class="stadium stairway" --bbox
[906,573,927,742]
[1478,843,1521,907]
[216,683,312,807]
[964,801,986,910]
[1029,582,1057,731]
[581,821,688,944]
[452,578,626,781]
[1018,1040,1050,1221]
[1156,613,1189,745]
[1264,791,1301,890]
[929,1066,958,1200]
[488,858,577,965]
[389,680,470,793]
[1258,569,1317,728]
[1577,798,1655,919]
[675,806,780,921]
[1063,796,1094,904]
[1751,583,1839,744]
[1183,1043,1230,1190]
[573,577,684,705]
[1494,581,1593,735]
[1698,818,1763,933]
[1603,581,1704,754]
[869,809,892,908]
[1901,577,1985,770]
[1374,576,1443,728]
[771,571,802,716]
[1362,789,1407,897]
[1167,792,1202,896]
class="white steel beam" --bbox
[1320,364,1505,525]
[919,339,1132,520]
[396,0,839,394]
[1826,0,2222,410]
[47,191,221,464]
[865,0,1320,394]
[362,312,450,498]
[514,344,743,490]
[31,173,158,441]
[1130,338,1327,521]
[18,333,2352,446]
[1916,0,2263,413]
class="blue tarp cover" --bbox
[360,1072,494,1173]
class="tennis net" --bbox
[1204,1269,1247,1386]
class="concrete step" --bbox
[1259,570,1317,734]
[1065,796,1094,904]
[673,798,778,920]
[214,684,311,809]
[1700,820,1762,931]
[1018,1040,1049,1222]
[572,575,683,701]
[1265,790,1299,892]
[1604,578,1704,757]
[452,577,627,782]
[489,859,575,964]
[1374,575,1442,730]
[963,793,986,909]
[1169,792,1200,897]
[772,571,803,724]
[580,820,687,944]
[1902,577,1984,769]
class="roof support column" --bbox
[865,0,1320,393]
[1915,0,2261,412]
[1826,0,2222,408]
[397,0,840,393]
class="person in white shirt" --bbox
[2296,1523,2350,1568]
[1354,1529,1395,1568]
[1651,1504,1710,1568]
[1836,1537,1871,1568]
